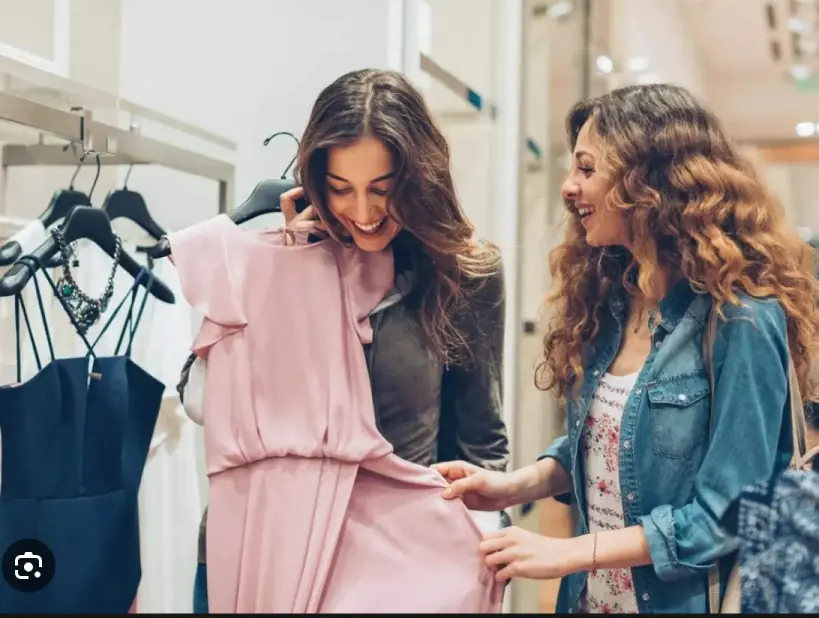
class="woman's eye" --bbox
[328,186,352,196]
[370,188,388,197]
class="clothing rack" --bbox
[420,53,499,120]
[419,53,543,170]
[0,90,235,214]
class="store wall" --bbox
[756,161,819,234]
[422,0,497,239]
[117,0,404,233]
[741,146,819,235]
[709,76,819,142]
[1,0,123,219]
[608,0,707,99]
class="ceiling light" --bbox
[789,64,812,81]
[795,121,816,137]
[545,0,575,20]
[789,18,812,33]
[596,55,614,74]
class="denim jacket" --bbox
[540,280,795,614]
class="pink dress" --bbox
[169,215,503,614]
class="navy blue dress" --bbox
[0,257,163,613]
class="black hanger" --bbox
[0,206,175,303]
[102,163,167,240]
[144,178,307,259]
[0,150,92,266]
[231,178,308,225]
[230,132,308,224]
[145,131,308,259]
[39,188,92,230]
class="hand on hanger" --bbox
[145,131,309,259]
[280,186,326,246]
[228,132,308,226]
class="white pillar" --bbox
[491,3,523,611]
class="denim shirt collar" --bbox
[607,278,699,332]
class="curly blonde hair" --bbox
[536,84,819,402]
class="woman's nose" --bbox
[353,193,377,221]
[562,178,579,201]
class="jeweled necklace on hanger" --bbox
[51,227,122,334]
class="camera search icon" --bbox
[2,539,55,593]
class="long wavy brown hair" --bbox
[536,83,819,402]
[295,69,501,365]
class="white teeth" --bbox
[578,207,594,217]
[353,217,386,232]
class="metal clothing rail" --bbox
[0,90,235,213]
[420,53,499,119]
[0,55,237,150]
[419,54,543,167]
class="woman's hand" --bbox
[279,186,326,244]
[480,527,591,582]
[432,461,517,511]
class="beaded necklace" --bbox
[50,227,122,334]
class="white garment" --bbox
[0,219,58,385]
[0,219,65,495]
[182,355,207,426]
[68,239,207,614]
[581,372,640,614]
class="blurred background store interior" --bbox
[1,0,817,613]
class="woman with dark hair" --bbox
[435,83,819,613]
[190,68,509,612]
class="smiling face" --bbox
[325,136,401,252]
[561,121,630,248]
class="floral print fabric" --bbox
[581,372,640,614]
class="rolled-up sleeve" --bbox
[537,434,573,504]
[639,298,791,582]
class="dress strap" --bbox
[13,256,60,380]
[91,267,155,358]
[14,294,40,382]
[115,268,155,358]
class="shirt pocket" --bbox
[646,373,710,459]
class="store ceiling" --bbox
[683,0,819,142]
[682,0,783,77]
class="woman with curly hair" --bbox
[434,83,819,613]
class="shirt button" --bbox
[593,370,600,376]
[635,388,642,395]
[655,340,662,348]
[576,420,581,427]
[677,394,688,402]
[627,493,635,501]
[624,440,631,449]
[642,593,650,601]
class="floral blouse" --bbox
[580,372,640,614]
